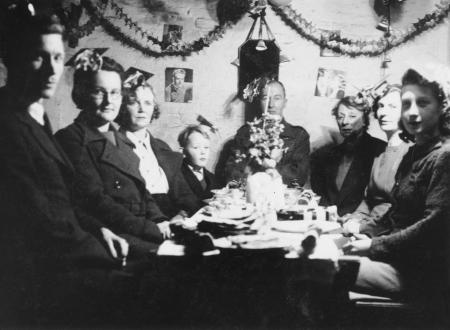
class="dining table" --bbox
[135,201,361,328]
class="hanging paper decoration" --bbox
[82,0,234,57]
[271,0,450,57]
[72,0,449,58]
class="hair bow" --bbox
[74,49,103,72]
[123,71,146,89]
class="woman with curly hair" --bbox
[310,96,386,216]
[116,73,201,218]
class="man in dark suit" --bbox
[217,79,310,187]
[0,9,134,324]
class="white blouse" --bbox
[126,131,169,194]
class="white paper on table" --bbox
[157,240,221,256]
[272,220,341,234]
[157,240,186,256]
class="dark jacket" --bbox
[142,132,203,217]
[180,159,220,201]
[55,115,166,246]
[310,132,386,216]
[0,103,116,271]
[219,119,310,186]
[367,140,450,270]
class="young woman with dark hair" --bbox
[344,65,450,319]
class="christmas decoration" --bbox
[272,0,450,57]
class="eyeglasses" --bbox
[90,88,122,101]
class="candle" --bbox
[263,84,271,115]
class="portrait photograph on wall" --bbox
[314,67,346,99]
[161,24,183,50]
[164,67,193,103]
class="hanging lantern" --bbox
[236,7,282,102]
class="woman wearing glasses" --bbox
[56,50,173,255]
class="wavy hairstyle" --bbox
[372,84,402,119]
[399,68,449,142]
[331,95,371,129]
[116,82,161,128]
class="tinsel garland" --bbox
[272,0,450,57]
[66,17,98,46]
[83,0,233,57]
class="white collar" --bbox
[187,163,204,174]
[126,130,149,146]
[97,122,110,133]
[27,102,45,126]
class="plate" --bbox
[272,220,341,234]
[204,204,255,220]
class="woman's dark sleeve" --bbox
[56,128,165,243]
[369,149,450,261]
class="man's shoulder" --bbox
[55,121,84,143]
[282,120,310,139]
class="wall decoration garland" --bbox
[83,0,234,57]
[271,0,450,57]
[77,0,450,58]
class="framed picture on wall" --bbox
[162,24,183,50]
[320,30,341,57]
[165,67,193,103]
[315,67,346,99]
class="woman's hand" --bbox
[157,221,172,240]
[100,227,129,260]
[343,235,371,256]
[342,219,361,235]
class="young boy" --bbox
[178,125,219,201]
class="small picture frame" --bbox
[320,30,341,57]
[165,67,193,103]
[315,67,346,99]
[162,24,183,50]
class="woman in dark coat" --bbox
[56,51,171,253]
[310,96,386,216]
[116,74,202,218]
[345,65,450,316]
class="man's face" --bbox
[173,72,185,88]
[25,34,65,100]
[259,82,286,117]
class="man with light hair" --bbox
[165,68,193,103]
